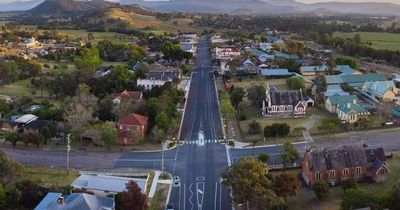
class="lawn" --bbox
[286,152,400,210]
[335,32,400,51]
[0,79,48,97]
[21,166,79,186]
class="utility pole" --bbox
[161,140,164,173]
[66,134,71,174]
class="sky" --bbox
[0,0,399,4]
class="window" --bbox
[329,170,335,178]
[356,167,361,175]
[343,168,349,176]
[315,172,321,180]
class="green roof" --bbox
[327,94,357,106]
[325,73,386,85]
[338,103,368,114]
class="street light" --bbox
[66,134,71,174]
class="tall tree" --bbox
[0,183,5,209]
[388,181,400,210]
[117,181,148,210]
[280,141,299,169]
[312,181,330,200]
[222,157,285,209]
[230,87,245,109]
[273,173,300,200]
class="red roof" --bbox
[108,91,142,102]
[118,113,148,127]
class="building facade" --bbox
[302,145,389,186]
[262,85,307,118]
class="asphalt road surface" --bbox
[167,37,229,210]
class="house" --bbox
[71,174,148,197]
[262,85,307,118]
[274,51,299,60]
[267,36,284,44]
[325,94,358,113]
[300,65,359,80]
[137,69,180,90]
[34,192,115,210]
[259,42,273,52]
[337,101,370,124]
[260,67,293,78]
[324,85,350,98]
[20,37,40,49]
[180,43,196,55]
[23,120,53,135]
[14,114,38,124]
[211,35,227,44]
[301,144,389,186]
[235,59,258,75]
[361,80,399,102]
[215,46,241,60]
[246,47,274,62]
[107,90,143,105]
[117,113,148,145]
[325,73,386,87]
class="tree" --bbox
[247,85,266,107]
[15,180,47,208]
[30,133,45,148]
[230,87,245,109]
[273,173,300,200]
[388,181,400,210]
[64,84,97,139]
[97,99,115,121]
[353,34,362,44]
[117,180,148,210]
[280,141,299,169]
[222,157,284,209]
[0,183,5,209]
[112,98,139,121]
[220,98,235,119]
[0,99,11,115]
[287,76,305,90]
[341,189,383,210]
[326,57,337,73]
[5,132,20,146]
[247,120,261,135]
[258,153,269,163]
[312,181,330,200]
[335,57,359,69]
[264,123,290,138]
[99,121,117,149]
[41,125,52,144]
[341,178,358,191]
[156,112,171,132]
[74,47,102,81]
[0,150,22,182]
[161,40,189,61]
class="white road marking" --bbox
[117,159,174,162]
[189,183,194,210]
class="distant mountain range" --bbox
[1,0,400,16]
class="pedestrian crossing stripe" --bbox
[185,139,219,144]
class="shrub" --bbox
[312,181,330,200]
[342,178,358,191]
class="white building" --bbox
[137,69,180,90]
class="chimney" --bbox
[57,197,65,205]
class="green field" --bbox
[335,32,400,51]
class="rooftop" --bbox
[14,114,38,124]
[72,174,147,194]
[34,193,114,210]
[325,73,386,85]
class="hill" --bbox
[28,0,118,17]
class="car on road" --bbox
[173,176,180,187]
[165,204,174,210]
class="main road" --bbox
[3,37,400,210]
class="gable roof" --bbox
[325,85,350,97]
[24,120,52,130]
[337,103,369,115]
[325,73,386,86]
[35,193,114,210]
[261,68,293,77]
[144,70,180,81]
[308,144,368,172]
[268,89,304,106]
[327,94,357,106]
[362,80,395,98]
[72,174,147,194]
[118,113,148,127]
[14,114,38,124]
[108,91,142,102]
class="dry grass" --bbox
[106,8,160,29]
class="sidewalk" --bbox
[148,171,161,198]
